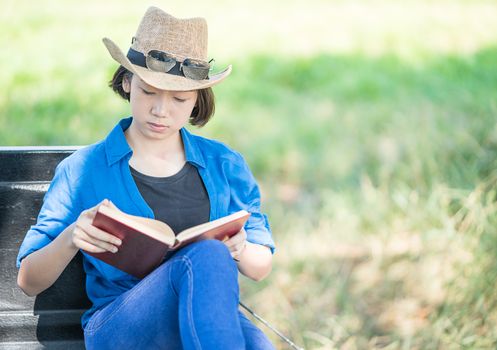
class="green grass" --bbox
[2,0,497,348]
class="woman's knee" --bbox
[184,239,232,262]
[180,240,237,275]
[167,240,238,290]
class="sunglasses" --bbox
[146,50,213,80]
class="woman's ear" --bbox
[122,75,131,93]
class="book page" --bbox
[98,203,175,246]
[176,210,250,243]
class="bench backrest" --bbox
[0,147,90,348]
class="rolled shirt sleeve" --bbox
[16,159,82,268]
[227,152,275,253]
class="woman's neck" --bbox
[124,125,186,177]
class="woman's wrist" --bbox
[233,242,273,281]
[61,222,79,252]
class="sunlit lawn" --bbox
[2,0,497,348]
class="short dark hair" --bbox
[109,65,215,127]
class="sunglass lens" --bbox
[181,58,210,80]
[146,50,176,72]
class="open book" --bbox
[86,202,250,278]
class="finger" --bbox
[78,220,122,246]
[224,232,245,246]
[231,248,243,260]
[227,243,242,256]
[231,247,242,256]
[224,240,242,251]
[223,238,234,249]
[73,237,108,254]
[84,233,119,253]
[73,226,120,253]
[232,240,247,255]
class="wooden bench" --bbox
[0,147,90,349]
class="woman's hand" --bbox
[225,229,273,281]
[223,228,247,261]
[71,199,122,254]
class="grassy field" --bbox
[2,0,497,348]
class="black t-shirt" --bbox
[130,162,210,235]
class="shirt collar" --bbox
[104,117,133,166]
[181,127,206,169]
[104,117,206,168]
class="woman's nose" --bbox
[151,97,170,118]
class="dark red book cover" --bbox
[87,211,171,279]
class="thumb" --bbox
[107,199,119,210]
[86,200,104,216]
[92,198,109,212]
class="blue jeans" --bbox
[84,240,275,349]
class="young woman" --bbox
[16,7,275,349]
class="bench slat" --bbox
[0,148,79,182]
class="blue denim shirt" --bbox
[16,117,275,328]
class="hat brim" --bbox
[103,37,231,91]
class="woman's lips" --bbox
[147,122,168,132]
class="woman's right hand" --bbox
[71,199,122,253]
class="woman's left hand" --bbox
[223,228,247,261]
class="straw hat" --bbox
[103,7,231,91]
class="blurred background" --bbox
[2,0,497,348]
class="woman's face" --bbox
[123,75,198,141]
